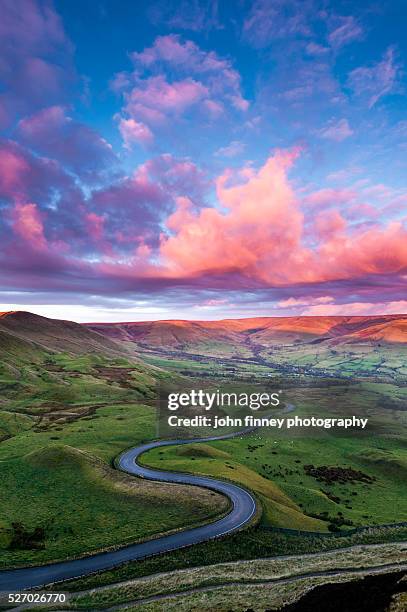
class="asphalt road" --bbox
[0,429,257,591]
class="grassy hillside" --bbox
[144,429,407,532]
[0,310,405,572]
[87,315,407,381]
[145,379,407,533]
[40,543,406,610]
[0,312,229,567]
[0,311,123,356]
[0,422,228,567]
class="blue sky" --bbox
[59,0,407,182]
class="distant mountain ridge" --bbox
[0,311,405,379]
[86,314,407,349]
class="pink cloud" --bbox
[306,42,329,56]
[160,149,313,283]
[117,116,154,147]
[131,35,245,99]
[132,34,202,67]
[303,300,407,316]
[314,210,347,239]
[0,145,30,196]
[278,296,334,307]
[11,202,47,251]
[114,35,248,144]
[203,99,224,118]
[215,140,246,158]
[85,213,105,241]
[317,221,407,280]
[243,0,312,48]
[135,153,209,203]
[302,188,357,210]
[158,150,407,287]
[126,76,208,115]
[0,138,405,311]
[0,139,77,207]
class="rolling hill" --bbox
[0,311,126,359]
[0,311,160,430]
[86,314,407,349]
[86,315,407,380]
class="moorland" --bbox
[0,311,406,609]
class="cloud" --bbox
[0,0,77,127]
[11,202,47,251]
[87,174,167,250]
[302,300,407,316]
[85,212,105,242]
[278,295,334,307]
[159,150,407,288]
[85,153,208,252]
[215,141,246,158]
[136,154,209,203]
[305,42,329,56]
[116,116,154,148]
[17,106,117,181]
[124,75,209,118]
[348,47,402,108]
[113,35,248,144]
[0,138,92,257]
[302,188,357,210]
[0,138,78,206]
[243,0,312,48]
[327,16,363,50]
[317,118,353,142]
[314,210,347,239]
[0,141,406,313]
[275,58,341,106]
[159,148,312,283]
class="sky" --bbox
[0,0,406,322]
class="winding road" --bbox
[0,429,257,591]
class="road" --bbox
[0,429,257,591]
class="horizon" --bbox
[2,308,407,325]
[1,0,406,320]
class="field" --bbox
[0,401,230,567]
[89,315,407,382]
[14,543,403,610]
[144,374,407,533]
[0,316,229,567]
[0,311,406,610]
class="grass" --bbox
[114,571,404,612]
[62,523,407,592]
[1,350,405,569]
[144,379,407,532]
[53,542,406,609]
[0,439,221,566]
[0,405,229,567]
[142,443,328,531]
[133,327,407,382]
[0,349,229,568]
[0,320,405,598]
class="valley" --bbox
[0,311,405,608]
[88,314,407,381]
